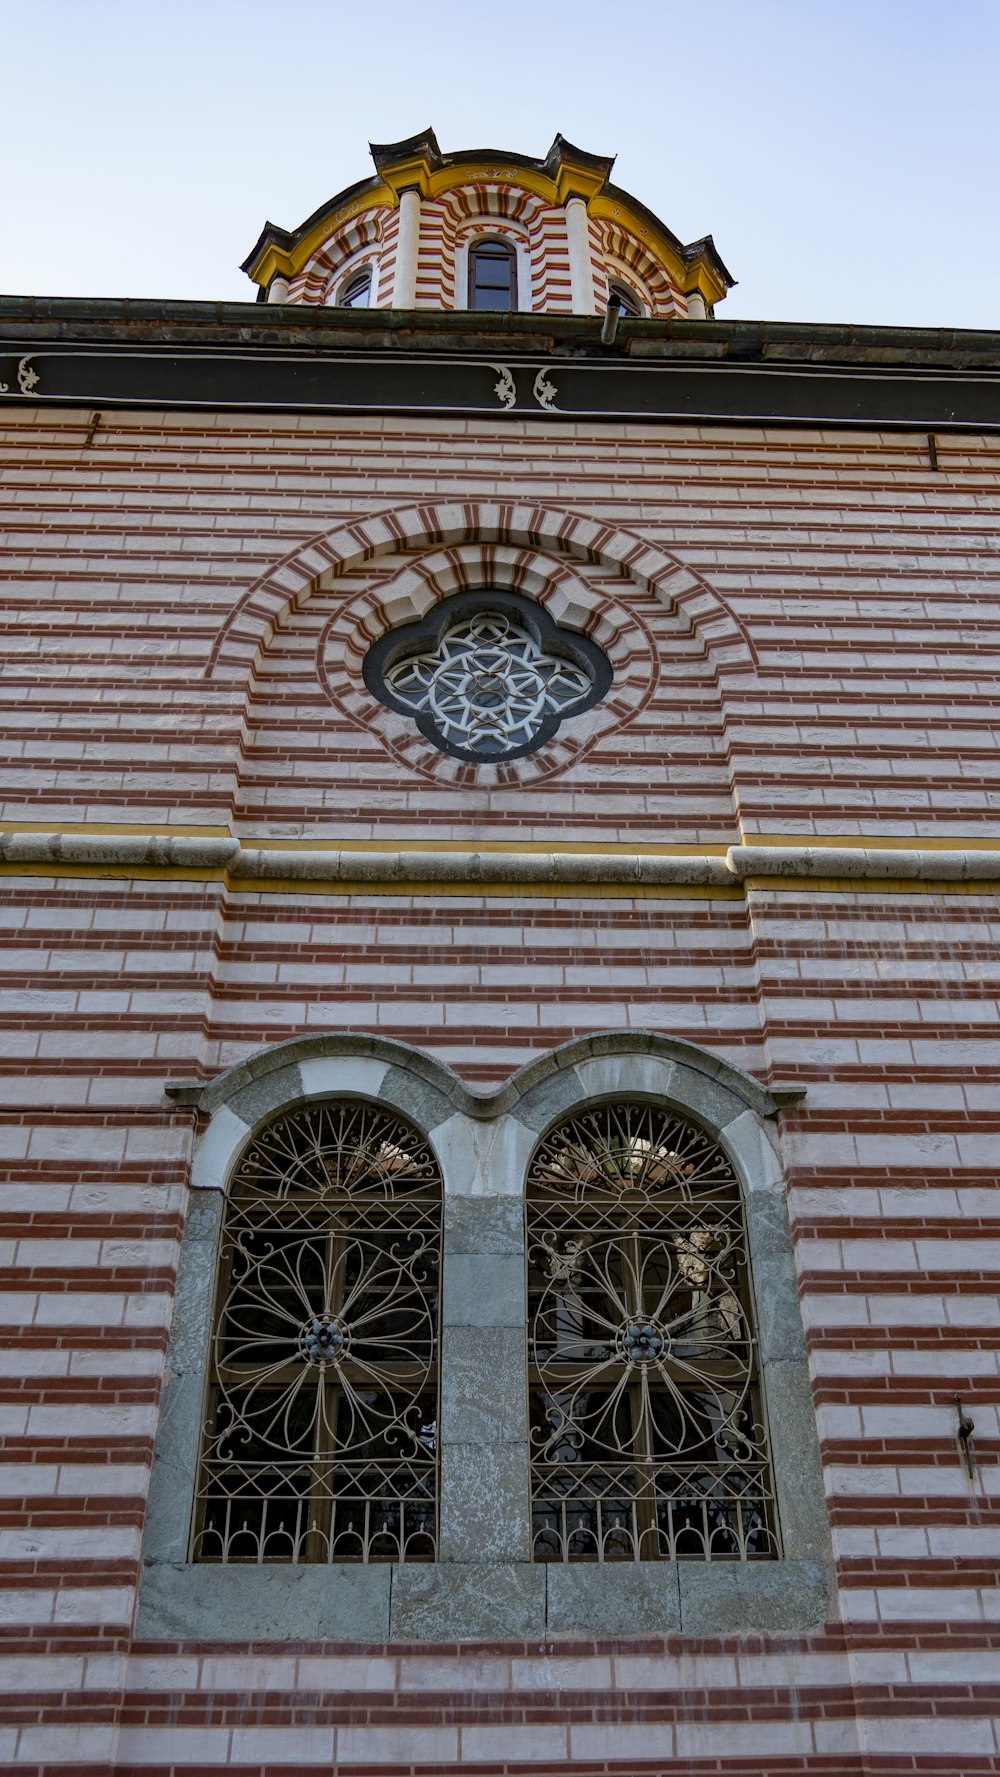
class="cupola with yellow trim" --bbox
[241,129,733,320]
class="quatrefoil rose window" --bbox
[363,592,612,762]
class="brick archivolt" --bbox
[426,186,545,310]
[205,499,759,688]
[285,181,555,311]
[592,216,685,316]
[289,213,387,306]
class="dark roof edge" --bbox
[370,127,443,173]
[239,171,381,275]
[2,296,999,370]
[601,185,735,288]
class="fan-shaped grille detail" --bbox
[526,1101,777,1563]
[192,1100,442,1565]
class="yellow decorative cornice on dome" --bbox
[588,194,730,307]
[242,182,395,290]
[241,128,734,305]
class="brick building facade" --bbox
[1,131,998,1774]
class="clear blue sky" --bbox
[3,0,997,329]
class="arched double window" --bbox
[526,1099,776,1563]
[468,238,517,310]
[192,1098,442,1565]
[140,1035,828,1641]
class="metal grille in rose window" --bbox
[384,608,594,759]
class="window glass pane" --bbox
[471,243,514,310]
[472,284,512,311]
[340,272,372,308]
[476,255,512,285]
[609,281,642,317]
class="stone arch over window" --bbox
[139,1032,829,1642]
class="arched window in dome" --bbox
[469,238,517,310]
[608,279,644,318]
[337,267,373,308]
[526,1100,777,1564]
[191,1098,442,1566]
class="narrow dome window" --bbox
[469,239,517,310]
[338,269,372,308]
[608,279,643,318]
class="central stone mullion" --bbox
[438,1194,531,1562]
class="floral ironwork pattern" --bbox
[526,1102,776,1562]
[373,598,609,762]
[192,1100,441,1565]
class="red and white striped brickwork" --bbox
[1,406,998,1773]
[282,177,685,313]
[591,216,688,317]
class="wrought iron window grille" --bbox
[191,1100,442,1566]
[526,1101,778,1564]
[362,589,612,763]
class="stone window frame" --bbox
[139,1032,830,1642]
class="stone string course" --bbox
[0,407,998,1773]
[5,829,1000,886]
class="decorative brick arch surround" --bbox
[316,541,662,784]
[204,501,760,685]
[594,216,685,317]
[139,1031,829,1643]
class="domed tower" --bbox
[241,128,733,320]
